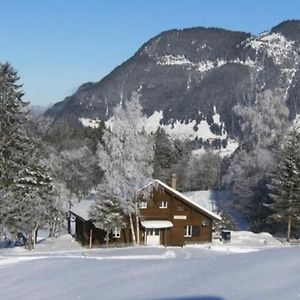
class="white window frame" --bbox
[184,225,192,237]
[139,201,148,209]
[159,201,168,209]
[112,227,121,238]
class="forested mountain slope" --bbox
[45,20,300,148]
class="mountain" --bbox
[45,20,300,150]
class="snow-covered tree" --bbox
[225,89,290,230]
[48,181,74,237]
[0,62,26,188]
[44,146,101,200]
[226,147,273,230]
[233,89,289,147]
[267,128,300,240]
[1,163,53,249]
[0,63,56,249]
[89,195,125,247]
[183,151,222,191]
[95,92,154,244]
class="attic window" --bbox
[112,227,121,238]
[139,201,147,209]
[159,201,168,209]
[177,205,185,212]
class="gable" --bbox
[152,180,222,221]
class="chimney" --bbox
[171,174,177,190]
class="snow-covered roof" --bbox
[141,220,173,228]
[182,190,221,212]
[70,200,95,221]
[153,180,222,221]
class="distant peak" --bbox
[271,19,300,41]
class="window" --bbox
[139,201,147,209]
[184,225,192,237]
[176,205,185,212]
[112,227,121,238]
[147,228,159,236]
[159,201,168,209]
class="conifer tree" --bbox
[267,128,300,241]
[0,62,26,187]
[0,62,55,249]
[89,196,125,247]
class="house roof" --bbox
[153,180,222,221]
[70,199,95,221]
[182,190,219,212]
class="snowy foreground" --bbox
[0,233,299,300]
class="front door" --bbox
[146,228,160,245]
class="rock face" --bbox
[45,20,300,146]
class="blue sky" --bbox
[0,0,299,106]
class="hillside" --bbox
[45,20,300,149]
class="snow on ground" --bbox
[229,231,282,247]
[79,108,239,157]
[0,236,299,300]
[191,139,239,158]
[244,32,298,65]
[0,232,298,300]
[78,117,100,128]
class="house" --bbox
[70,176,221,247]
[70,196,133,246]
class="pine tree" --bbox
[153,128,191,190]
[153,128,173,182]
[267,128,300,241]
[89,196,125,247]
[0,63,55,249]
[0,62,26,187]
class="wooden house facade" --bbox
[70,178,221,247]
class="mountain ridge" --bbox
[45,20,300,150]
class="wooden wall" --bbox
[73,184,214,247]
[140,188,213,246]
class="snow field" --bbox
[0,233,298,300]
[0,245,299,300]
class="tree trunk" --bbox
[26,232,33,251]
[49,222,53,237]
[135,204,140,245]
[89,229,93,249]
[287,215,292,242]
[136,215,140,245]
[53,216,58,237]
[33,224,39,247]
[129,214,136,245]
[105,231,109,248]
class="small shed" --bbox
[70,199,105,246]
